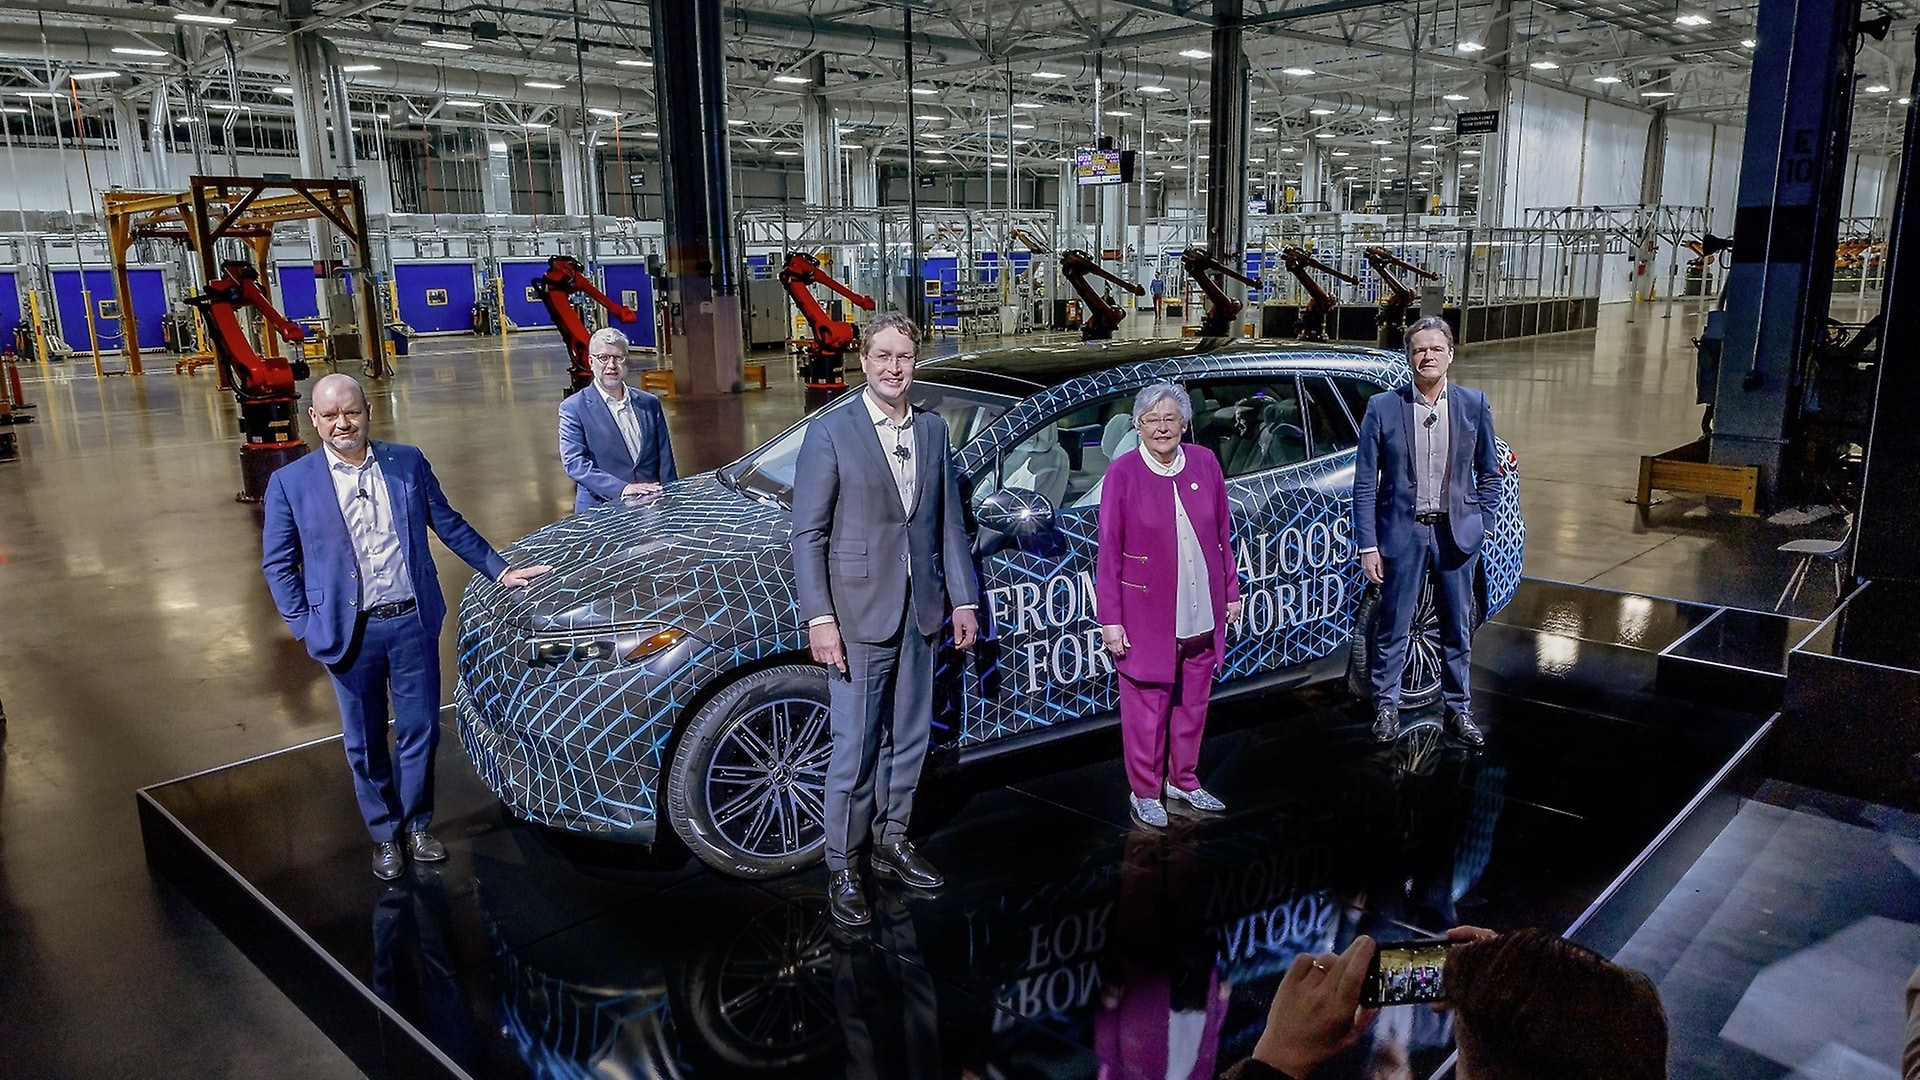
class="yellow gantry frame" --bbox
[102,175,386,380]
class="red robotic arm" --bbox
[532,255,638,395]
[192,260,307,404]
[1059,250,1144,341]
[1180,246,1262,337]
[779,252,875,384]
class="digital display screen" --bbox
[1075,148,1127,186]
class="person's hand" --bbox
[951,607,980,649]
[498,564,554,590]
[1226,600,1245,626]
[809,620,847,675]
[1445,925,1497,944]
[1360,550,1385,585]
[1101,624,1130,658]
[622,480,663,498]
[1251,935,1379,1079]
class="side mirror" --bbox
[976,487,1056,543]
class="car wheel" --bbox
[674,896,839,1070]
[1346,573,1474,711]
[667,665,832,879]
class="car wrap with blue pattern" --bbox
[456,339,1524,865]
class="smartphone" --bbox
[1362,937,1457,1007]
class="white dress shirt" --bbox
[322,443,412,607]
[1139,444,1215,639]
[862,388,916,513]
[598,384,644,461]
[1413,382,1450,516]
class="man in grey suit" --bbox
[558,327,677,514]
[790,312,981,929]
[1353,315,1503,746]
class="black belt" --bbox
[363,597,418,620]
[1414,510,1448,525]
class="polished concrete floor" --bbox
[0,300,1852,1077]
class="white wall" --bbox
[0,145,394,217]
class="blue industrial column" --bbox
[1854,36,1920,582]
[1709,0,1862,499]
[649,0,746,394]
[1204,0,1249,279]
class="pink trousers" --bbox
[1119,633,1216,798]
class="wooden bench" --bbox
[1636,437,1760,516]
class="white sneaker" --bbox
[1129,793,1169,828]
[1164,783,1226,813]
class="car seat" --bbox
[1257,400,1306,467]
[1002,423,1071,505]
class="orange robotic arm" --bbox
[1281,247,1358,316]
[1181,246,1262,335]
[1060,250,1144,340]
[1362,246,1439,310]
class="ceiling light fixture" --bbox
[1033,70,1067,79]
[774,149,799,156]
[525,81,565,89]
[1309,107,1335,115]
[270,86,294,95]
[1139,85,1171,94]
[1443,93,1469,101]
[1640,90,1675,98]
[341,63,380,73]
[1331,150,1350,157]
[1315,132,1335,139]
[910,87,936,95]
[615,59,653,67]
[112,47,169,58]
[447,99,484,107]
[726,118,748,125]
[588,107,622,118]
[421,39,473,51]
[1866,84,1892,94]
[1012,122,1034,130]
[1675,13,1711,26]
[1179,49,1212,59]
[1457,41,1486,53]
[70,71,121,81]
[1105,110,1132,117]
[1529,60,1559,70]
[1254,125,1277,133]
[1593,75,1622,84]
[1282,67,1314,76]
[1190,118,1210,125]
[521,121,549,129]
[0,106,26,114]
[1428,124,1449,131]
[1741,39,1757,49]
[772,75,810,85]
[174,12,237,26]
[1012,101,1042,109]
[1371,138,1391,144]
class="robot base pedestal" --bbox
[803,381,850,413]
[237,441,309,503]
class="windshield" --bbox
[726,382,1016,504]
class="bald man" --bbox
[262,374,550,880]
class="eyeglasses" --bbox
[867,352,916,368]
[1138,415,1184,431]
[590,354,627,365]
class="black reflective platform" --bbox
[140,581,1774,1080]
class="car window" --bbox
[1186,378,1308,478]
[974,389,1141,511]
[1331,376,1384,431]
[1303,376,1359,457]
[728,381,1015,503]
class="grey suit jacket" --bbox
[790,397,980,643]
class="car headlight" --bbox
[525,626,691,667]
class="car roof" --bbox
[914,337,1403,396]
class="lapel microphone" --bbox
[893,441,912,463]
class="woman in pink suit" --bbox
[1097,383,1244,829]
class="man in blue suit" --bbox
[263,374,551,879]
[1353,316,1503,745]
[558,326,677,514]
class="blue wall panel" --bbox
[51,267,166,351]
[276,263,320,321]
[0,271,21,347]
[599,261,657,348]
[393,261,476,334]
[498,258,557,330]
[924,255,957,328]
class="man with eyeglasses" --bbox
[558,326,678,514]
[1352,315,1503,746]
[790,311,981,929]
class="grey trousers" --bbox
[824,623,935,872]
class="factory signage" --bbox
[1456,110,1499,136]
[1074,147,1136,185]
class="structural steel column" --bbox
[802,55,841,208]
[1709,0,1860,497]
[1204,0,1249,286]
[1854,38,1920,582]
[481,137,514,214]
[559,134,590,216]
[649,0,744,394]
[146,87,172,190]
[1478,0,1513,225]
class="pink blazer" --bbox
[1095,446,1241,683]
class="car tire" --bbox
[1347,572,1479,711]
[672,894,840,1070]
[667,664,833,879]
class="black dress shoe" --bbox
[1371,705,1400,743]
[372,840,406,881]
[828,869,871,928]
[407,831,447,862]
[1448,710,1486,746]
[871,839,945,890]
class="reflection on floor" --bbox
[142,581,1776,1079]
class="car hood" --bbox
[475,474,792,636]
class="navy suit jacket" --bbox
[558,384,677,513]
[1352,382,1502,560]
[790,398,980,644]
[262,442,508,667]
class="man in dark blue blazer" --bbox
[558,326,677,514]
[1352,316,1503,745]
[791,313,980,928]
[263,374,550,879]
